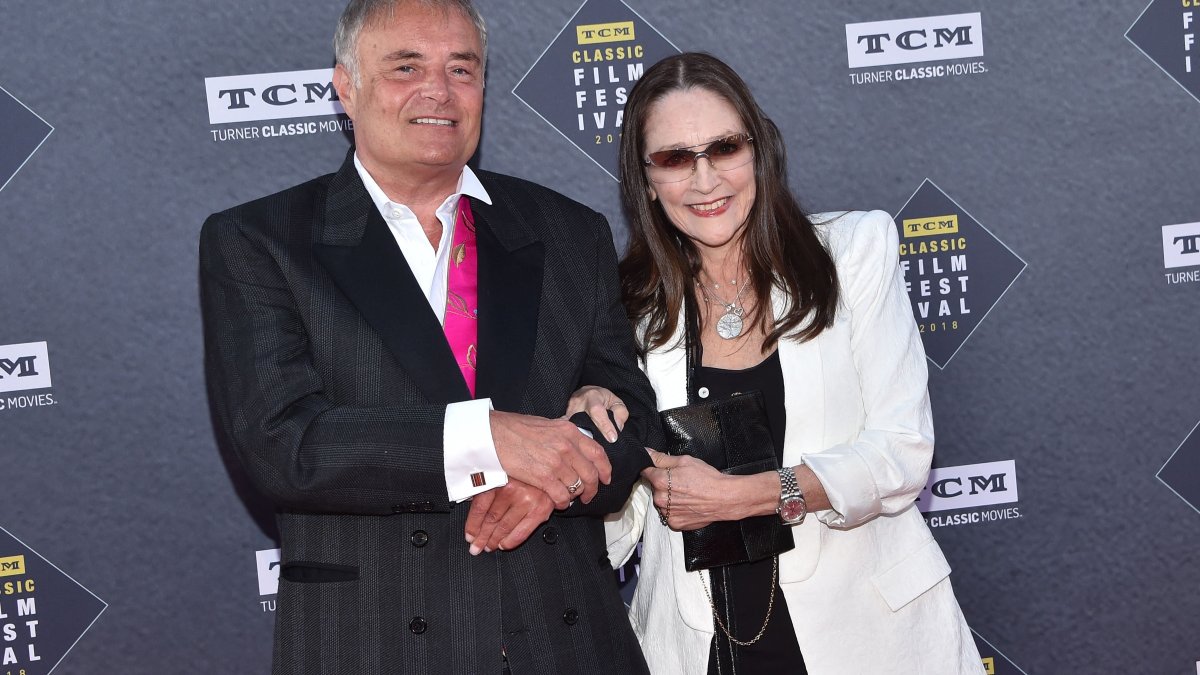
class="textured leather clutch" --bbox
[659,391,795,571]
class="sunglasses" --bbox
[643,133,754,183]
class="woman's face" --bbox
[642,88,756,259]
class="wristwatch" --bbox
[777,466,807,525]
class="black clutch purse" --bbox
[657,325,795,571]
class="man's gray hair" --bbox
[334,0,488,87]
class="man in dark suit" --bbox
[199,0,658,672]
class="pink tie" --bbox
[444,196,479,397]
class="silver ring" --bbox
[567,477,583,494]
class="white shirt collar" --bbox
[348,153,492,326]
[352,153,492,216]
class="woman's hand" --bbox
[641,449,780,530]
[563,385,627,443]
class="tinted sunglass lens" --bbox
[709,139,741,158]
[659,150,695,169]
[644,134,752,182]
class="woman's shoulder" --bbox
[809,209,897,262]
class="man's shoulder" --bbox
[206,171,337,230]
[475,169,599,218]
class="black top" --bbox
[694,350,807,674]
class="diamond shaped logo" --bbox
[513,0,680,180]
[1159,419,1200,516]
[973,630,1029,674]
[895,179,1026,369]
[0,86,53,196]
[1127,1,1200,104]
[0,527,106,674]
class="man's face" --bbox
[335,3,485,182]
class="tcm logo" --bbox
[917,459,1018,513]
[1163,222,1200,268]
[903,214,959,238]
[846,12,984,69]
[576,21,635,45]
[256,548,281,596]
[0,555,25,578]
[205,69,344,125]
[0,341,52,394]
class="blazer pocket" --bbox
[280,561,359,583]
[777,518,822,584]
[869,537,950,612]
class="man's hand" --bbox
[564,385,627,443]
[490,410,613,508]
[464,480,555,554]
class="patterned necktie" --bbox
[444,196,479,397]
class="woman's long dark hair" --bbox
[618,52,839,354]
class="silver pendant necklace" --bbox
[697,273,749,340]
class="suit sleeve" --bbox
[560,213,662,516]
[200,212,453,516]
[800,210,935,528]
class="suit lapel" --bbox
[470,191,544,412]
[312,152,469,405]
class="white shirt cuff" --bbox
[444,398,508,502]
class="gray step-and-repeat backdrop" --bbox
[2,0,1197,672]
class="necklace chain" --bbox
[696,270,747,307]
[696,271,749,340]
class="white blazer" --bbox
[606,211,983,674]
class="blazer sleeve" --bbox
[801,210,935,528]
[559,212,661,517]
[200,211,453,516]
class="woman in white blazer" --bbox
[571,53,982,674]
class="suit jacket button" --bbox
[409,617,427,634]
[391,505,404,514]
[542,527,559,545]
[562,608,579,626]
[411,530,429,548]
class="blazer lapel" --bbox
[773,285,825,468]
[470,193,544,412]
[312,152,469,405]
[644,316,688,412]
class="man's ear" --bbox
[333,64,356,120]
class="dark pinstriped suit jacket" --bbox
[200,151,658,674]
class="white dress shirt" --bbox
[354,155,507,502]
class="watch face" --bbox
[780,497,806,522]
